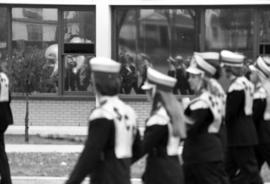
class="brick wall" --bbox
[10,99,151,126]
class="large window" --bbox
[115,8,199,95]
[0,8,8,63]
[7,6,95,95]
[62,10,95,93]
[259,10,270,55]
[205,8,254,59]
[11,8,58,93]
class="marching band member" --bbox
[249,56,270,173]
[0,62,13,184]
[66,57,140,184]
[183,53,226,184]
[220,50,261,184]
[133,67,186,184]
[195,52,227,150]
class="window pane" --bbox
[63,54,92,92]
[259,10,270,55]
[63,10,95,92]
[116,8,196,95]
[0,8,8,60]
[64,11,95,44]
[11,8,58,93]
[205,9,254,58]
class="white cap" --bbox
[220,50,245,67]
[250,56,270,78]
[175,55,183,60]
[90,57,121,73]
[186,54,217,76]
[45,44,58,60]
[144,67,176,89]
[194,52,219,61]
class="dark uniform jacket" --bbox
[133,105,184,184]
[225,76,258,146]
[183,91,224,164]
[0,72,13,133]
[252,83,270,144]
[168,67,191,95]
[66,96,139,184]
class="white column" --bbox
[96,0,111,58]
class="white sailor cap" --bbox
[186,54,217,76]
[220,50,245,67]
[195,52,220,61]
[142,67,176,90]
[90,57,121,73]
[175,55,183,60]
[249,56,270,78]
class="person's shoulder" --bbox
[254,86,267,99]
[0,72,8,78]
[146,107,169,126]
[89,105,114,121]
[228,78,245,92]
[188,93,210,111]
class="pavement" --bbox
[10,177,142,184]
[6,125,88,136]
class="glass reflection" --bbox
[11,8,58,93]
[64,54,92,92]
[205,9,253,58]
[116,8,196,95]
[63,11,95,92]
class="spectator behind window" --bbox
[167,55,192,95]
[120,54,139,94]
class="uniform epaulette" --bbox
[228,80,244,92]
[146,107,169,126]
[254,87,267,99]
[89,107,114,121]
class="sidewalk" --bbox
[6,125,145,137]
[6,125,88,136]
[11,177,142,184]
[6,144,83,153]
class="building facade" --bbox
[1,0,270,126]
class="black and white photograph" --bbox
[1,0,270,184]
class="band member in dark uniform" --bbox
[249,56,270,175]
[220,50,262,184]
[133,67,186,184]
[195,52,227,150]
[0,63,13,184]
[66,57,140,184]
[183,54,226,184]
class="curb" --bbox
[9,176,270,184]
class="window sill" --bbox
[11,93,193,101]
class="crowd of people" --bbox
[64,50,270,184]
[118,51,192,95]
[1,50,270,184]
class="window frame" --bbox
[1,3,269,99]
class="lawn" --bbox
[7,152,270,182]
[8,152,145,178]
[5,134,270,182]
